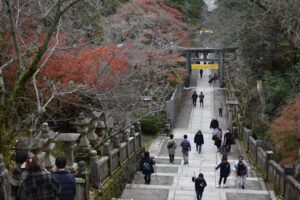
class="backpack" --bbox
[167,141,174,149]
[182,141,190,151]
[143,161,151,172]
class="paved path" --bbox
[120,70,277,200]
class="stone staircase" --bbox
[119,71,277,200]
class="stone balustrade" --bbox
[240,125,300,199]
[4,115,144,200]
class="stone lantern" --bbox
[55,133,80,172]
[225,98,239,130]
[72,113,92,154]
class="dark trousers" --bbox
[196,190,203,200]
[169,155,174,163]
[200,100,203,107]
[193,99,196,106]
[219,176,227,185]
[200,73,203,78]
[144,174,151,184]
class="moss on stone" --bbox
[94,147,144,200]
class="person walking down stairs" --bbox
[140,151,155,184]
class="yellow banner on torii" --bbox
[191,64,219,69]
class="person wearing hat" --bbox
[53,156,76,200]
[11,150,28,200]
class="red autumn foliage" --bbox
[268,98,300,165]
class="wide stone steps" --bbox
[119,71,277,200]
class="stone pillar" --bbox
[55,133,80,172]
[266,151,274,179]
[103,142,112,176]
[283,165,294,196]
[73,113,91,154]
[122,131,129,158]
[89,150,100,188]
[0,154,10,200]
[135,121,142,134]
[184,52,191,88]
[130,126,136,152]
[219,52,225,88]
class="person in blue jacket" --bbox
[215,157,231,188]
[192,173,207,200]
[140,151,155,184]
[53,156,76,200]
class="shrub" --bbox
[140,113,166,135]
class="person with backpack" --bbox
[192,173,207,200]
[234,156,248,189]
[11,150,28,200]
[215,157,231,188]
[181,135,191,165]
[140,151,155,184]
[208,75,212,86]
[167,134,177,164]
[199,92,204,107]
[192,91,198,106]
[53,156,76,200]
[194,130,204,154]
[224,129,235,152]
[210,117,219,136]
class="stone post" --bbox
[122,130,129,158]
[266,151,274,179]
[55,133,80,172]
[283,165,294,196]
[89,150,100,188]
[103,142,112,176]
[130,126,136,152]
[0,154,11,200]
[135,121,142,134]
[184,52,191,88]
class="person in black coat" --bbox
[215,157,231,188]
[194,130,204,154]
[53,156,76,200]
[140,151,155,184]
[192,91,198,106]
[224,129,234,152]
[192,173,207,200]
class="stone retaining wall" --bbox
[166,84,183,126]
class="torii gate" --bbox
[178,47,238,88]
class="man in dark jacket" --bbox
[194,130,204,154]
[53,156,76,200]
[215,157,231,188]
[224,129,234,152]
[199,92,204,107]
[192,173,207,200]
[192,91,198,106]
[140,151,155,184]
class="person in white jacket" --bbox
[234,156,248,189]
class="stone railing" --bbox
[241,126,300,199]
[3,117,144,200]
[166,84,183,126]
